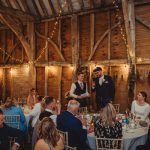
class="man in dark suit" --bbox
[0,109,25,150]
[57,100,90,150]
[70,72,90,107]
[92,67,115,109]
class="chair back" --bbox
[57,129,68,146]
[113,104,120,113]
[4,115,20,129]
[65,145,77,150]
[78,107,88,114]
[96,137,123,150]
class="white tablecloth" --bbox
[87,127,148,150]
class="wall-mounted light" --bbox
[10,68,17,76]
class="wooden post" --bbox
[44,22,49,96]
[2,69,6,101]
[71,15,79,82]
[27,22,36,88]
[108,10,111,75]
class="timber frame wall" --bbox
[0,1,150,112]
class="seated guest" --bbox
[39,96,61,124]
[27,88,37,108]
[57,100,89,150]
[131,91,150,121]
[29,95,43,128]
[32,96,61,149]
[34,117,64,150]
[136,126,150,150]
[2,97,27,133]
[0,109,25,150]
[94,103,122,138]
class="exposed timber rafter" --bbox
[135,15,150,30]
[0,14,33,61]
[0,5,34,22]
[35,30,66,62]
[88,23,120,61]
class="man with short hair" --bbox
[0,109,24,150]
[70,72,90,107]
[57,100,90,150]
[92,67,115,109]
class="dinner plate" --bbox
[126,129,134,133]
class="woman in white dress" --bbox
[131,91,150,121]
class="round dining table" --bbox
[87,126,148,150]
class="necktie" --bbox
[80,83,83,89]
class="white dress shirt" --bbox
[131,100,150,121]
[45,108,57,125]
[99,75,104,86]
[70,80,89,98]
[30,102,41,127]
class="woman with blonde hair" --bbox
[2,97,27,133]
[34,117,64,150]
[94,103,122,138]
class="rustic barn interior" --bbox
[0,0,150,113]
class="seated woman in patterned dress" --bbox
[94,103,122,138]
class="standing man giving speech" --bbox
[92,67,115,109]
[70,72,90,107]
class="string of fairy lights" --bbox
[0,0,67,65]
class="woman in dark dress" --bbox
[94,103,122,138]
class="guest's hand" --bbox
[81,118,87,126]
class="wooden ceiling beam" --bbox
[41,6,115,22]
[134,1,150,6]
[39,0,49,16]
[31,0,42,17]
[67,0,73,12]
[0,5,34,21]
[21,0,31,13]
[48,0,56,16]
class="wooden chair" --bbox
[96,137,123,150]
[78,107,88,114]
[57,129,68,146]
[113,104,120,113]
[65,145,77,150]
[4,115,20,129]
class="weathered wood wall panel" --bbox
[47,66,60,99]
[12,66,31,98]
[136,65,150,104]
[36,67,45,96]
[0,69,2,99]
[79,15,90,62]
[5,68,11,99]
[61,66,73,105]
[111,66,129,112]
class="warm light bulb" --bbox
[10,68,16,76]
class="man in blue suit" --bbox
[92,67,115,109]
[57,100,90,150]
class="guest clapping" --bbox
[131,91,150,121]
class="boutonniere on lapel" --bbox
[103,79,109,83]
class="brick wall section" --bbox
[61,18,72,63]
[79,15,90,62]
[47,66,60,99]
[36,67,45,96]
